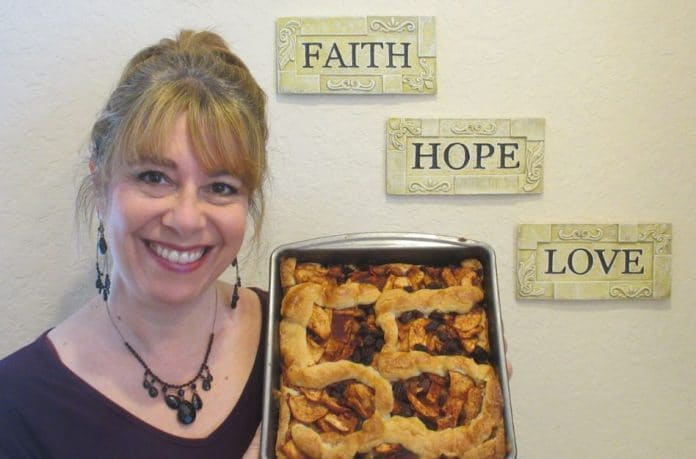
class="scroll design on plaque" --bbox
[408,179,450,193]
[326,79,376,91]
[403,59,434,92]
[638,225,672,255]
[523,142,544,192]
[370,17,416,33]
[610,286,652,298]
[517,254,545,297]
[277,20,300,70]
[450,121,496,136]
[387,119,422,151]
[558,227,604,241]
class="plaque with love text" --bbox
[516,224,672,300]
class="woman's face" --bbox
[102,114,249,306]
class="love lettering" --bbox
[544,248,645,276]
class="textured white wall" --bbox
[1,1,694,457]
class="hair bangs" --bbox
[112,84,189,170]
[186,97,259,193]
[110,81,261,196]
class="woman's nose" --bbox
[161,185,206,235]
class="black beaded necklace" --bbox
[105,290,217,425]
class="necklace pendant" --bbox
[165,394,180,409]
[192,392,203,410]
[177,400,196,425]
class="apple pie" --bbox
[276,258,508,459]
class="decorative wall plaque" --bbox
[386,118,544,195]
[516,224,672,300]
[276,16,436,94]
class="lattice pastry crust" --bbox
[276,258,508,459]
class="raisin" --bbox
[472,345,489,364]
[400,404,414,417]
[375,338,385,350]
[357,324,370,336]
[429,310,445,321]
[364,334,376,346]
[437,394,447,406]
[392,382,408,402]
[398,311,415,323]
[437,327,452,341]
[403,285,414,293]
[443,340,463,355]
[422,417,438,431]
[426,281,444,289]
[413,343,428,352]
[333,381,347,394]
[425,321,440,333]
[351,348,362,363]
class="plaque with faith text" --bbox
[276,16,436,94]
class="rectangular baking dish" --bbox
[261,232,517,458]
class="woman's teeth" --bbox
[148,242,205,264]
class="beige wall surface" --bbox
[1,1,694,457]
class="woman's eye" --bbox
[137,170,168,185]
[210,182,238,196]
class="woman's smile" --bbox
[145,240,211,272]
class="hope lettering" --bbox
[412,142,520,170]
[544,248,645,275]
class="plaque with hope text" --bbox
[276,16,436,94]
[517,224,672,300]
[386,118,544,194]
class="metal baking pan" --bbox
[261,232,516,458]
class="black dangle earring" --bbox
[230,258,241,309]
[95,221,111,301]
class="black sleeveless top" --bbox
[0,289,268,459]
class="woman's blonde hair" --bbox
[78,30,268,236]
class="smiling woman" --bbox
[0,30,268,458]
